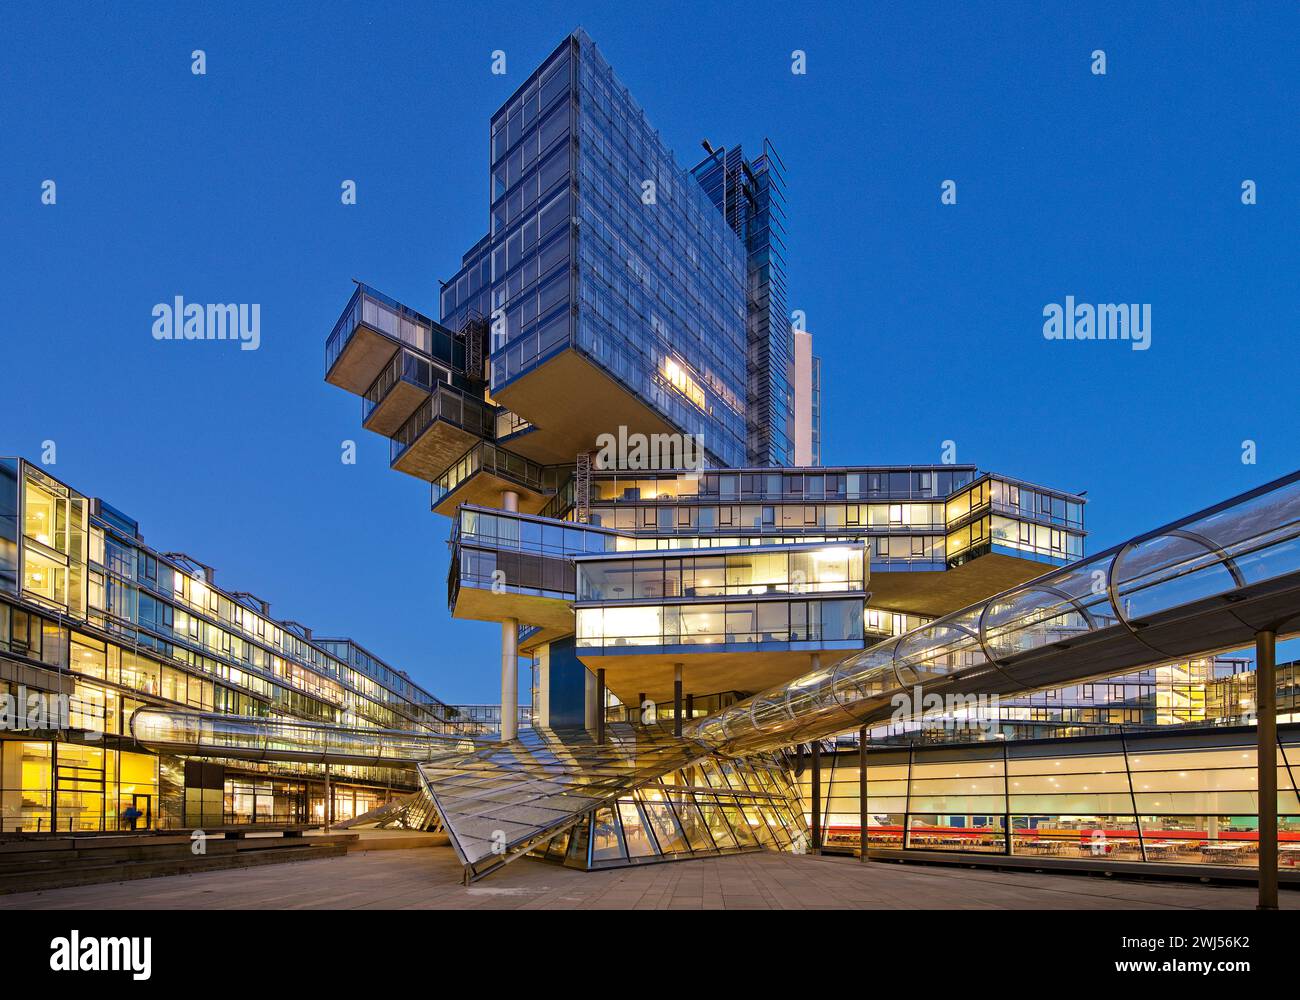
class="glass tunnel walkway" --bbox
[129,707,481,767]
[130,469,1300,883]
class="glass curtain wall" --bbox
[577,546,865,602]
[797,728,1300,869]
[576,598,865,647]
[534,752,810,869]
[0,740,159,834]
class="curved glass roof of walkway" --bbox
[130,708,480,767]
[694,469,1300,755]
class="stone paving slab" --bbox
[0,846,1279,910]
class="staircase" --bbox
[574,450,593,523]
[332,792,443,833]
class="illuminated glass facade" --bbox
[576,598,865,650]
[946,474,1086,564]
[858,656,1257,744]
[0,458,468,833]
[802,724,1300,871]
[574,543,866,652]
[438,30,749,468]
[576,545,866,602]
[580,466,1085,570]
[442,459,1087,756]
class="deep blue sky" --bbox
[3,2,1298,700]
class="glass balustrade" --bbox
[390,384,497,463]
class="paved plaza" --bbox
[0,845,1279,910]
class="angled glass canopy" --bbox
[416,723,712,882]
[537,752,811,870]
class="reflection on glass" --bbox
[618,801,656,857]
[590,806,625,862]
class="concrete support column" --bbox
[534,644,551,729]
[584,667,598,731]
[500,617,519,741]
[673,663,683,737]
[1257,628,1278,910]
[496,485,521,742]
[685,692,694,726]
[810,740,822,855]
[324,763,331,834]
[595,668,606,744]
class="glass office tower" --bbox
[692,140,796,467]
[317,32,1299,885]
[323,28,1093,742]
[440,29,749,469]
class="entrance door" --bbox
[131,794,152,831]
